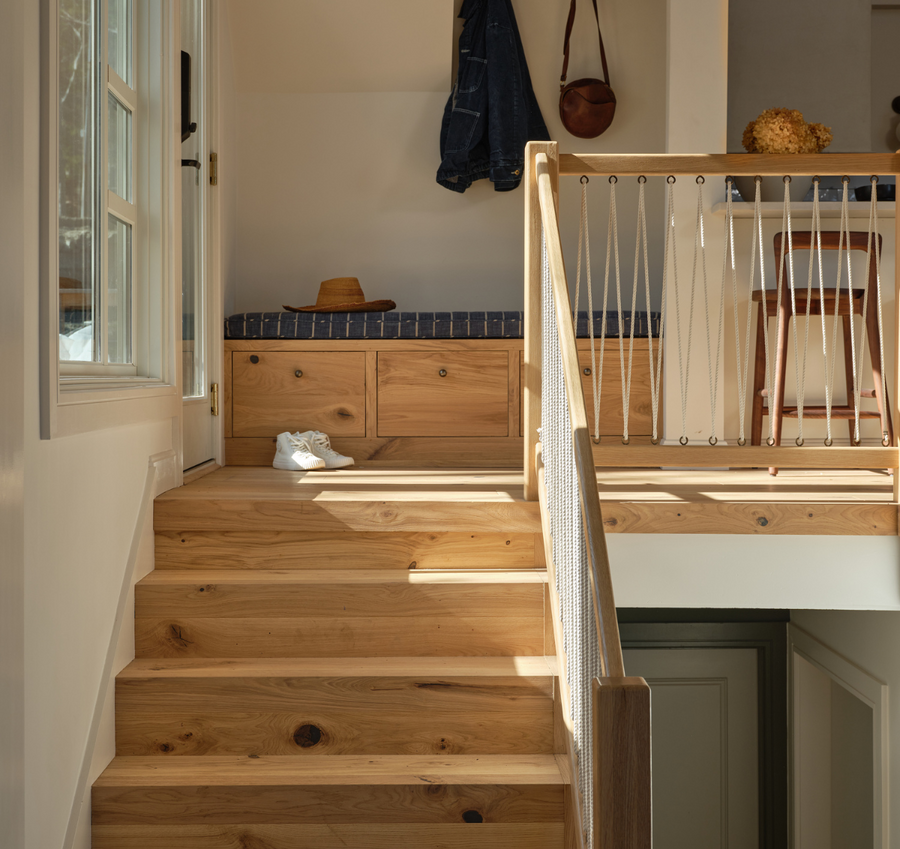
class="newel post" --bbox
[524,140,559,501]
[593,677,652,849]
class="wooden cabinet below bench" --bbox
[224,339,657,467]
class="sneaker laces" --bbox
[309,431,342,458]
[287,434,317,455]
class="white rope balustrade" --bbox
[574,177,602,441]
[541,230,602,849]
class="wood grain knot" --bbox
[293,723,323,748]
[463,810,484,823]
[408,561,418,570]
[757,516,769,527]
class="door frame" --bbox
[618,610,790,849]
[788,624,888,849]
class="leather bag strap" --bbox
[560,0,611,87]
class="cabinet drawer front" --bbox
[377,352,509,437]
[232,352,366,437]
[518,346,654,437]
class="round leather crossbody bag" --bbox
[559,0,616,139]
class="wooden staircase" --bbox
[92,469,567,848]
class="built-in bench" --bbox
[223,310,661,467]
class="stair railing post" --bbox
[524,140,559,501]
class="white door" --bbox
[180,0,214,470]
[623,647,759,849]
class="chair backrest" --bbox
[774,231,882,294]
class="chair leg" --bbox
[769,288,791,476]
[842,316,856,443]
[866,293,894,447]
[751,302,767,447]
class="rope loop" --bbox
[592,437,601,445]
[621,437,630,445]
[580,175,589,185]
[679,436,689,446]
[852,437,862,446]
[650,436,660,445]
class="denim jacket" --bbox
[437,0,550,193]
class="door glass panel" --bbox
[181,0,204,399]
[107,92,132,201]
[58,0,97,362]
[107,214,132,364]
[108,0,132,86]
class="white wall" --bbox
[226,0,668,313]
[727,0,871,153]
[0,1,30,847]
[218,0,239,317]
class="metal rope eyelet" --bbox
[812,175,820,186]
[766,437,776,447]
[737,437,747,447]
[592,437,601,445]
[667,175,676,185]
[622,437,630,445]
[581,175,589,185]
[709,436,717,446]
[650,436,660,445]
[852,437,862,446]
[872,175,879,185]
[842,175,851,185]
[608,175,617,185]
[696,175,705,185]
[754,175,763,184]
[679,436,689,446]
[795,437,804,447]
[725,176,733,187]
[824,437,833,447]
[883,433,892,447]
[783,175,792,184]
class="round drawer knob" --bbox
[294,369,303,378]
[438,369,448,377]
[583,367,591,376]
[249,355,259,364]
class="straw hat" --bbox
[283,278,396,314]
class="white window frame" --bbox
[41,0,179,437]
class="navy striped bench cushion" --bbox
[225,311,661,340]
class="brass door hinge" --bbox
[209,152,218,186]
[210,382,219,416]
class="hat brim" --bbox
[282,299,397,314]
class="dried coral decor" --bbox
[90,467,569,849]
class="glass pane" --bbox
[107,214,132,364]
[58,0,97,362]
[108,0,132,86]
[108,93,132,201]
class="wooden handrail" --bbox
[560,151,900,176]
[535,151,624,679]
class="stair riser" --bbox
[135,581,544,619]
[116,709,553,756]
[134,618,545,658]
[92,783,565,825]
[155,531,538,570]
[92,823,564,848]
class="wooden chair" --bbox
[750,231,893,472]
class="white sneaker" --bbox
[273,432,326,471]
[295,430,354,469]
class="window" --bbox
[58,0,138,376]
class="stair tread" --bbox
[138,569,546,586]
[120,656,558,678]
[95,754,567,786]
